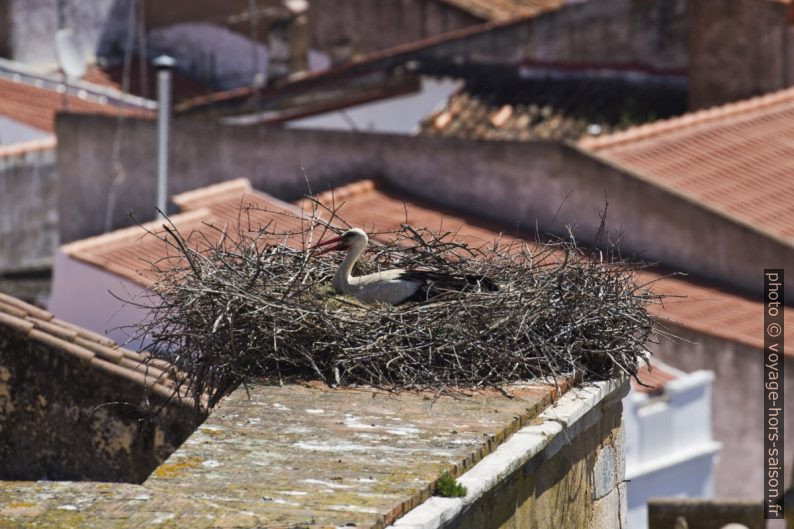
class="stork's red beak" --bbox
[310,235,347,256]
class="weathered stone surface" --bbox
[0,328,198,483]
[431,382,626,529]
[0,380,561,528]
[592,444,615,500]
[591,484,620,529]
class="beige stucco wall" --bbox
[56,115,794,300]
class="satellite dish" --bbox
[55,28,86,80]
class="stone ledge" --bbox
[0,379,574,528]
[389,378,628,529]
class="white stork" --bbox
[311,228,497,305]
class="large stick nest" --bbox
[130,202,662,409]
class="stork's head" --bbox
[311,228,368,255]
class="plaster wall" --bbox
[529,0,688,71]
[0,143,57,272]
[307,0,688,74]
[623,370,720,529]
[48,250,153,350]
[56,116,794,299]
[447,394,626,529]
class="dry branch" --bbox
[128,201,662,410]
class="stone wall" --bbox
[307,0,688,73]
[651,327,794,499]
[443,386,626,529]
[0,327,198,483]
[308,0,481,60]
[56,114,794,299]
[688,0,792,109]
[0,140,57,273]
[528,0,688,72]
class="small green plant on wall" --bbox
[437,473,467,498]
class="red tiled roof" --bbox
[83,59,213,104]
[0,77,149,133]
[63,178,793,355]
[439,0,566,20]
[580,86,794,246]
[419,79,686,142]
[300,180,523,248]
[63,179,314,286]
[421,90,605,142]
[177,9,554,114]
[0,291,194,406]
[638,271,794,351]
[632,360,680,394]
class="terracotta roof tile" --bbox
[0,77,150,133]
[419,79,686,142]
[0,292,193,405]
[63,179,792,355]
[632,360,682,394]
[63,183,312,286]
[438,0,566,20]
[580,86,794,245]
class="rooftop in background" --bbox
[439,0,567,20]
[420,77,687,142]
[0,292,190,406]
[0,59,153,136]
[62,179,309,286]
[0,58,155,112]
[632,359,683,395]
[580,86,794,247]
[82,57,214,104]
[62,178,793,355]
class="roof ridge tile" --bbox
[62,209,212,257]
[171,178,253,210]
[0,291,53,321]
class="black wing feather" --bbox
[396,270,498,304]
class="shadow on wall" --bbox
[0,328,202,483]
[445,399,623,528]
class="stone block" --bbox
[592,444,616,500]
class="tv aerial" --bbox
[55,28,86,81]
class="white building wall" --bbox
[624,367,721,529]
[48,249,154,350]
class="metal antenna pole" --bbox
[153,55,175,218]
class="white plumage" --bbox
[311,228,497,305]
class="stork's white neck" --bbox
[332,238,367,295]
